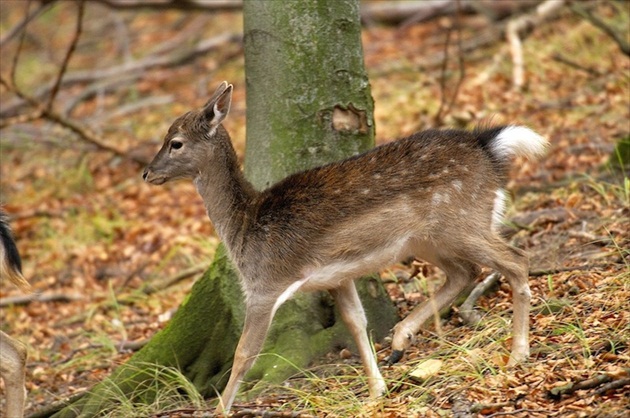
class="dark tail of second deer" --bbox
[143,82,548,414]
[1,210,30,418]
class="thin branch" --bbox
[93,0,242,11]
[143,263,207,295]
[486,409,555,418]
[551,52,602,76]
[26,391,88,418]
[0,292,83,308]
[594,377,630,396]
[570,1,630,56]
[434,0,465,125]
[0,0,55,47]
[0,76,146,163]
[0,32,242,119]
[435,21,453,125]
[47,0,85,110]
[506,0,567,90]
[9,0,32,90]
[459,272,501,326]
[0,110,43,129]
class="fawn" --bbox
[143,81,548,413]
[1,210,30,418]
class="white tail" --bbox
[1,210,29,418]
[489,125,548,159]
[143,82,549,414]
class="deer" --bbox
[1,209,31,418]
[143,81,548,414]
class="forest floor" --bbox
[0,1,628,417]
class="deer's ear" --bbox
[203,83,233,127]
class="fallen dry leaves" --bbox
[0,2,628,417]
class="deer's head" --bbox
[143,82,233,185]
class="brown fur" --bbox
[143,82,547,414]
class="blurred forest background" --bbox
[0,0,628,417]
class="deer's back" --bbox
[236,129,505,287]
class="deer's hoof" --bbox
[387,349,405,365]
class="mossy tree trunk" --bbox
[51,1,397,416]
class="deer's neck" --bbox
[194,139,257,252]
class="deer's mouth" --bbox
[143,170,167,185]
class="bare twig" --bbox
[47,0,85,110]
[9,0,32,89]
[434,0,466,125]
[528,264,611,277]
[0,32,242,119]
[0,0,55,47]
[594,377,630,396]
[451,394,475,418]
[230,408,316,418]
[0,292,83,308]
[486,409,554,418]
[95,95,174,123]
[143,264,207,295]
[435,21,454,125]
[93,0,242,11]
[0,76,147,163]
[549,369,630,397]
[551,52,602,76]
[0,110,43,129]
[506,0,567,90]
[26,391,88,418]
[570,1,630,56]
[459,272,501,326]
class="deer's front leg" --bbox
[216,299,275,415]
[330,280,386,398]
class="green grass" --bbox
[87,362,206,418]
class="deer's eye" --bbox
[170,140,183,150]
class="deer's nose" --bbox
[142,169,149,180]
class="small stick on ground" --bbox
[459,271,501,326]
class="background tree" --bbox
[51,0,397,416]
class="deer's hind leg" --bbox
[390,258,480,363]
[1,330,27,418]
[457,234,531,365]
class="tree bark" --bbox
[50,1,397,416]
[243,0,375,187]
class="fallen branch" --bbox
[94,0,242,11]
[360,0,541,26]
[594,377,630,396]
[0,292,83,307]
[506,0,567,89]
[549,368,630,398]
[528,263,612,277]
[451,394,475,418]
[459,271,501,326]
[485,409,554,418]
[230,408,316,418]
[143,263,207,295]
[26,391,88,418]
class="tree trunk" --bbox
[50,1,397,416]
[243,0,375,188]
